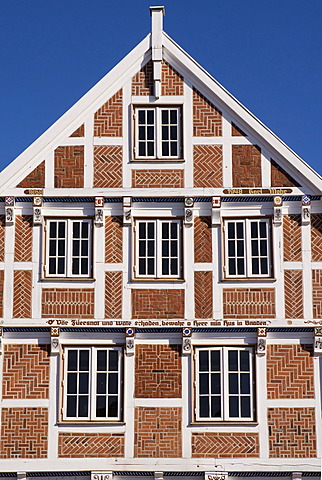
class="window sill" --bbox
[131,277,185,283]
[190,420,258,426]
[41,277,96,282]
[221,276,276,282]
[132,157,185,163]
[57,420,125,425]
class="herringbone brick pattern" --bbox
[161,61,183,96]
[223,288,275,318]
[13,270,32,318]
[14,215,33,262]
[267,344,314,399]
[42,288,94,318]
[0,215,5,262]
[312,270,322,318]
[135,344,182,398]
[94,89,123,136]
[58,432,124,458]
[94,145,122,188]
[0,407,48,458]
[283,214,302,261]
[192,432,259,458]
[195,271,213,319]
[134,407,182,457]
[311,214,322,261]
[132,289,184,319]
[194,216,212,262]
[271,159,300,187]
[193,145,223,188]
[232,145,261,187]
[284,270,303,318]
[17,161,45,188]
[268,408,316,457]
[70,124,84,137]
[231,122,247,136]
[0,270,4,317]
[193,88,222,136]
[105,271,122,318]
[2,344,50,399]
[54,146,84,188]
[105,216,123,263]
[132,169,184,188]
[132,61,153,96]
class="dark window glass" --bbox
[49,222,57,237]
[79,350,89,371]
[78,396,88,417]
[162,259,169,276]
[251,221,258,238]
[162,142,169,157]
[199,351,209,371]
[147,110,154,124]
[228,351,238,371]
[109,350,118,371]
[108,396,118,417]
[240,351,250,371]
[58,222,65,238]
[147,142,154,156]
[240,373,250,394]
[259,222,267,238]
[96,396,106,417]
[68,350,77,371]
[252,258,259,274]
[72,258,79,275]
[161,110,169,123]
[170,258,178,275]
[211,396,221,417]
[97,350,107,371]
[170,142,178,156]
[147,126,154,140]
[211,373,221,394]
[49,258,56,274]
[236,223,244,238]
[79,373,89,394]
[199,373,209,394]
[67,373,77,394]
[199,396,209,418]
[147,258,154,275]
[228,223,235,239]
[241,396,251,417]
[229,396,239,417]
[108,373,118,394]
[138,110,145,124]
[261,258,268,274]
[67,396,76,417]
[73,222,80,238]
[170,110,177,123]
[211,350,220,371]
[97,373,107,394]
[229,373,239,394]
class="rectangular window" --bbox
[46,219,92,278]
[224,218,271,278]
[135,219,181,279]
[63,346,122,421]
[195,346,254,422]
[135,107,181,159]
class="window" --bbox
[135,107,181,159]
[63,346,122,421]
[195,346,254,422]
[224,218,271,278]
[45,219,92,278]
[134,219,182,279]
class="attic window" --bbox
[134,107,182,160]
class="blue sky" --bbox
[1,0,321,175]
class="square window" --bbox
[45,219,92,278]
[63,346,122,421]
[135,107,181,159]
[195,346,254,422]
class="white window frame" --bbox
[195,346,254,422]
[134,218,182,279]
[45,218,92,278]
[135,106,181,159]
[224,218,271,279]
[63,346,122,422]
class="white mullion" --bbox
[223,347,230,421]
[245,219,252,278]
[118,348,122,420]
[91,347,97,421]
[156,107,161,158]
[156,219,162,278]
[67,220,73,278]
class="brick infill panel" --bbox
[0,270,4,317]
[271,159,300,187]
[132,169,184,188]
[94,89,123,137]
[94,145,122,188]
[267,344,314,399]
[194,216,212,263]
[223,288,275,318]
[105,216,123,263]
[193,145,223,188]
[193,88,222,136]
[132,289,184,319]
[135,344,182,398]
[283,214,302,262]
[14,215,33,262]
[192,432,259,458]
[161,61,183,96]
[0,215,5,262]
[311,214,322,261]
[284,270,303,318]
[0,407,48,458]
[17,161,45,188]
[268,407,316,457]
[13,270,32,318]
[195,271,213,319]
[232,144,261,187]
[312,270,322,318]
[2,344,50,399]
[231,122,247,136]
[58,432,124,458]
[54,146,84,188]
[70,124,85,137]
[132,60,153,96]
[42,288,94,318]
[105,271,122,318]
[134,407,182,457]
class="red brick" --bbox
[132,169,184,188]
[94,89,123,137]
[232,145,261,187]
[58,432,124,458]
[193,88,222,136]
[54,146,84,188]
[192,432,259,458]
[16,161,45,188]
[132,289,184,319]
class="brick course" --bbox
[93,145,122,188]
[134,407,182,457]
[132,61,153,96]
[268,407,316,457]
[2,344,50,399]
[193,145,223,188]
[271,159,300,187]
[195,271,213,319]
[267,344,314,399]
[312,270,322,318]
[194,216,212,263]
[132,169,184,188]
[161,61,184,96]
[14,215,33,262]
[283,214,302,262]
[132,289,184,319]
[193,88,222,136]
[232,145,261,187]
[54,146,84,188]
[105,271,122,318]
[192,432,259,458]
[284,270,303,318]
[94,89,123,137]
[17,161,45,188]
[0,407,48,458]
[42,288,94,318]
[58,432,124,458]
[105,216,123,263]
[135,344,182,398]
[311,214,322,261]
[223,288,275,318]
[13,270,32,318]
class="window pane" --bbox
[251,221,258,238]
[147,126,154,140]
[138,126,145,140]
[170,142,178,156]
[211,350,220,371]
[199,396,209,418]
[147,240,154,256]
[170,125,177,140]
[229,373,239,394]
[58,257,65,274]
[79,373,89,394]
[240,351,250,371]
[261,258,268,274]
[81,258,88,275]
[236,222,244,238]
[162,241,169,257]
[96,396,106,417]
[139,222,146,238]
[260,240,267,256]
[229,396,239,417]
[161,110,169,123]
[97,350,107,371]
[147,223,155,239]
[199,351,209,371]
[147,142,154,156]
[108,373,118,394]
[97,373,107,394]
[259,221,267,238]
[228,240,235,257]
[228,351,238,371]
[162,222,169,238]
[49,239,56,256]
[67,396,77,417]
[170,258,178,275]
[109,350,119,371]
[228,258,236,275]
[211,396,221,418]
[73,222,80,238]
[67,373,77,394]
[68,350,77,371]
[78,396,88,417]
[211,373,221,394]
[72,258,79,275]
[139,143,145,156]
[228,223,235,239]
[199,373,209,394]
[162,126,169,140]
[236,240,244,256]
[162,142,169,157]
[138,110,145,124]
[170,110,178,123]
[49,222,57,237]
[58,240,65,256]
[58,222,65,238]
[241,396,251,417]
[171,241,177,256]
[162,259,169,275]
[147,258,154,275]
[73,240,80,256]
[79,350,89,371]
[251,240,259,256]
[49,258,56,274]
[252,258,259,274]
[147,110,154,124]
[237,258,245,275]
[108,396,118,417]
[171,222,178,239]
[139,259,146,275]
[241,373,250,394]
